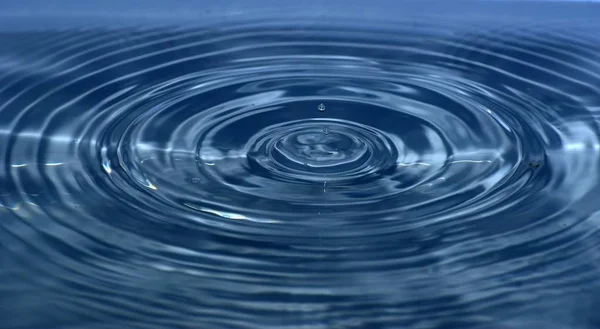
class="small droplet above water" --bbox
[318,103,326,112]
[323,126,330,135]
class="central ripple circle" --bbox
[249,120,391,180]
[275,128,366,169]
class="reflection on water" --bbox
[1,11,600,329]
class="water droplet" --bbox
[323,126,330,135]
[318,103,326,112]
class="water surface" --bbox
[1,5,600,329]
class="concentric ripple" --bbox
[1,16,600,329]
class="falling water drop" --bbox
[318,103,326,112]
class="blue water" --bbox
[1,4,600,329]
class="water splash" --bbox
[1,18,600,329]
